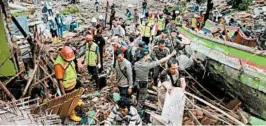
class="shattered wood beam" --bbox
[32,73,55,87]
[38,64,57,85]
[4,69,25,86]
[186,97,233,125]
[185,91,245,125]
[188,110,202,125]
[0,81,15,101]
[21,64,38,97]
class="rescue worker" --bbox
[134,41,148,63]
[141,19,152,45]
[54,46,84,122]
[175,11,182,25]
[94,25,106,73]
[48,17,58,43]
[109,4,116,30]
[158,58,186,108]
[55,11,63,38]
[142,0,147,15]
[98,15,105,29]
[157,11,165,35]
[113,49,133,98]
[85,35,100,88]
[90,17,98,36]
[147,12,155,25]
[111,21,123,37]
[133,9,140,25]
[105,97,142,125]
[167,30,191,53]
[150,40,170,87]
[152,29,169,47]
[134,48,176,117]
[191,14,198,31]
[166,18,178,33]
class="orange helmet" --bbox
[60,46,75,61]
[85,35,94,41]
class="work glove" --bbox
[97,63,101,69]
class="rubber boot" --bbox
[77,99,84,106]
[70,110,82,122]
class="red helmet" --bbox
[60,46,75,61]
[85,35,94,41]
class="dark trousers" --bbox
[118,86,130,99]
[142,36,150,45]
[99,53,104,73]
[109,17,114,30]
[88,66,99,88]
[153,66,163,86]
[48,9,53,16]
[136,81,148,113]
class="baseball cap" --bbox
[137,48,149,59]
[138,41,146,48]
[162,29,169,34]
[114,49,124,57]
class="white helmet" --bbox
[40,1,45,5]
[98,15,104,20]
[56,11,60,14]
[91,17,97,23]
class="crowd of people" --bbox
[49,0,192,125]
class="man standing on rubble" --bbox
[167,30,191,53]
[134,48,176,117]
[150,40,170,87]
[85,35,100,88]
[109,4,116,30]
[111,21,123,37]
[152,29,169,47]
[94,25,106,73]
[113,49,133,98]
[54,46,84,122]
[158,58,186,108]
[141,19,152,45]
[55,11,64,39]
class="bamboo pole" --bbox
[185,91,245,125]
[0,81,16,101]
[4,69,25,86]
[21,63,38,97]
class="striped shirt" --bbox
[105,105,142,125]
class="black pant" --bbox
[88,66,99,88]
[153,66,163,86]
[99,52,104,73]
[109,17,114,30]
[50,29,58,37]
[142,36,150,45]
[48,9,53,16]
[118,86,130,99]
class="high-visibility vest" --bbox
[148,17,154,24]
[142,24,151,37]
[85,42,98,66]
[54,55,77,89]
[191,18,197,28]
[158,17,164,30]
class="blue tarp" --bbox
[11,16,29,35]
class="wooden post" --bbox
[104,0,109,28]
[0,81,16,101]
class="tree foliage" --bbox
[227,0,253,10]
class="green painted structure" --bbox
[0,14,16,77]
[179,26,266,120]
